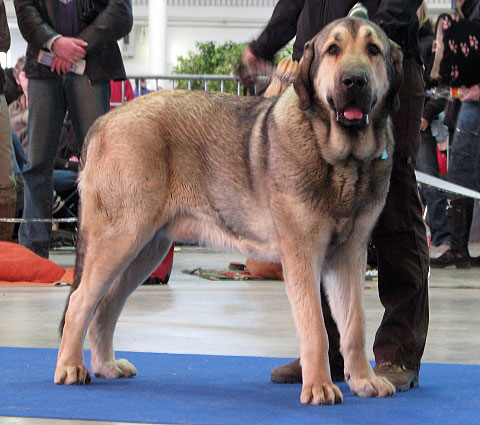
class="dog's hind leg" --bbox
[54,222,159,385]
[322,234,395,398]
[88,231,172,379]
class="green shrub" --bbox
[172,41,294,94]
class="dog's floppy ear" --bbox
[388,40,404,112]
[294,41,315,110]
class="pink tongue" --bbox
[343,107,363,120]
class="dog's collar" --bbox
[275,72,296,85]
[377,149,388,160]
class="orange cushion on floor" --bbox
[245,258,284,280]
[0,242,66,283]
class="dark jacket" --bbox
[418,20,446,123]
[14,0,133,84]
[462,0,480,23]
[0,0,10,94]
[250,0,422,62]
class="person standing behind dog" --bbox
[0,0,16,242]
[416,3,451,259]
[14,0,133,258]
[430,0,480,268]
[243,0,429,392]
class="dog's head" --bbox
[294,17,403,128]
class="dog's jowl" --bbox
[55,17,401,405]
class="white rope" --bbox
[415,171,480,200]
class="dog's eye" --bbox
[368,43,380,56]
[327,44,339,55]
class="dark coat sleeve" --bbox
[249,0,305,61]
[77,0,133,54]
[370,0,422,33]
[13,0,57,48]
[0,1,10,52]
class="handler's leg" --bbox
[372,58,429,391]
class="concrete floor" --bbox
[1,245,479,425]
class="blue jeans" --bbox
[53,169,78,194]
[19,75,110,258]
[417,129,451,246]
[448,101,480,193]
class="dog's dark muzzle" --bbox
[329,70,375,128]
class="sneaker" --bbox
[432,242,450,258]
[373,362,419,392]
[270,358,344,384]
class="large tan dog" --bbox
[55,17,402,405]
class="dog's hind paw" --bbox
[348,376,395,398]
[93,358,137,379]
[54,364,92,385]
[300,382,343,405]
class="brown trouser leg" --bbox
[372,58,429,371]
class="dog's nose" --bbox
[342,73,368,91]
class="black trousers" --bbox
[323,59,430,372]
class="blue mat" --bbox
[0,347,479,425]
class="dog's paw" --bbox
[93,359,137,379]
[348,375,395,398]
[54,364,92,385]
[300,382,343,405]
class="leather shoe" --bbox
[270,358,344,383]
[373,362,419,392]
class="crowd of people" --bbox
[0,0,479,395]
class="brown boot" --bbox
[270,358,344,383]
[0,201,16,241]
[373,362,419,392]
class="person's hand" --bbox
[52,37,87,64]
[420,117,429,131]
[242,46,258,67]
[242,46,270,75]
[460,84,480,101]
[51,56,72,75]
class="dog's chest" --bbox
[330,159,370,212]
[328,159,376,245]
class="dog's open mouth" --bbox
[337,105,369,126]
[328,97,372,128]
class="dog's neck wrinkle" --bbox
[321,114,390,164]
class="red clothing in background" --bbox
[110,79,134,109]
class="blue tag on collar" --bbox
[381,149,388,160]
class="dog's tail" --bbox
[264,57,298,98]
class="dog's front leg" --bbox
[322,241,395,398]
[279,237,343,405]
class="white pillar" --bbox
[148,0,167,74]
